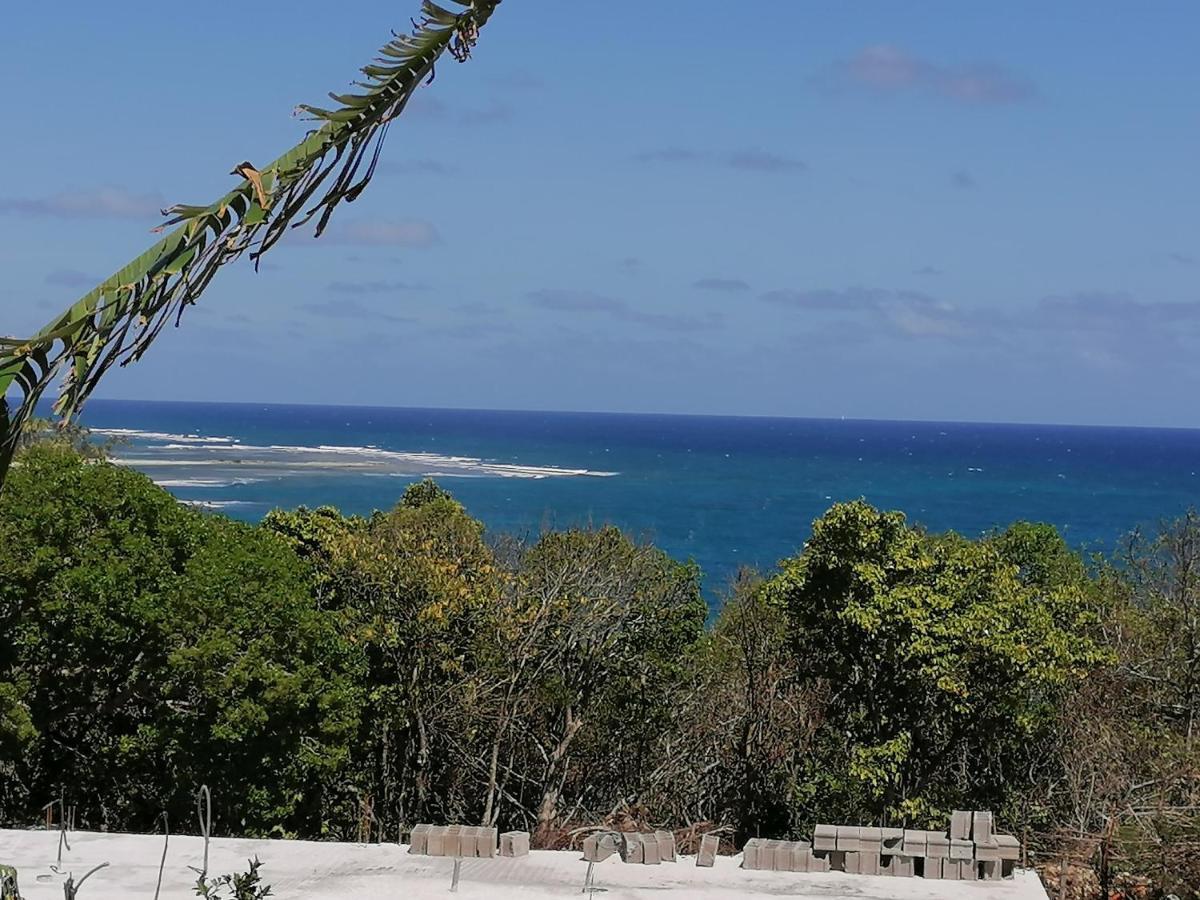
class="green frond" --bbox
[0,0,503,489]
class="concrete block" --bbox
[843,851,861,875]
[950,811,972,841]
[858,853,880,876]
[444,825,463,858]
[902,830,926,857]
[696,834,719,868]
[621,833,644,864]
[788,844,810,873]
[949,838,973,861]
[427,825,447,857]
[972,811,993,844]
[654,830,676,862]
[836,826,862,852]
[960,860,979,881]
[975,841,1000,861]
[741,838,761,870]
[995,833,1020,861]
[890,855,915,877]
[925,832,949,859]
[813,824,838,852]
[477,827,498,859]
[807,852,831,873]
[460,826,479,858]
[981,860,1003,881]
[922,857,943,880]
[881,828,904,855]
[409,823,431,855]
[583,833,618,863]
[814,849,846,871]
[499,831,529,858]
[941,859,960,881]
[642,834,662,865]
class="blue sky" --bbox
[2,1,1198,426]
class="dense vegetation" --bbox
[1,441,1197,897]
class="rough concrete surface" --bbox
[0,829,1049,900]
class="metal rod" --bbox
[450,858,462,893]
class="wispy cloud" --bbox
[694,277,751,293]
[0,187,164,220]
[327,279,430,294]
[299,298,415,324]
[914,266,943,276]
[324,219,440,248]
[529,288,722,332]
[762,287,971,339]
[819,45,1036,106]
[634,148,806,174]
[951,169,977,189]
[45,268,100,288]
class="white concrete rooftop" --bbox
[0,829,1049,900]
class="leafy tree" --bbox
[765,500,1109,826]
[0,445,359,834]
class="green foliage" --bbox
[194,858,271,900]
[765,500,1110,825]
[0,446,359,834]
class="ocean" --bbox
[78,399,1200,597]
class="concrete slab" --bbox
[0,829,1049,900]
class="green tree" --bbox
[0,445,359,835]
[765,500,1109,826]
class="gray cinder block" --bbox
[902,830,926,857]
[813,824,838,852]
[444,825,463,858]
[941,859,960,881]
[500,831,530,858]
[925,832,949,859]
[950,811,972,841]
[409,823,432,855]
[427,825,447,857]
[975,841,1000,861]
[889,855,915,877]
[923,857,943,880]
[995,834,1020,861]
[836,826,862,852]
[642,833,662,865]
[477,827,498,859]
[788,844,810,873]
[981,860,1003,881]
[583,833,618,863]
[971,811,993,844]
[460,826,479,858]
[654,830,676,863]
[741,838,761,870]
[621,833,644,865]
[843,851,862,875]
[858,853,880,876]
[696,834,719,868]
[962,860,979,881]
[949,838,973,861]
[807,852,831,873]
[881,828,904,855]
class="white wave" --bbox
[115,440,618,479]
[152,477,263,489]
[179,499,256,509]
[92,428,238,445]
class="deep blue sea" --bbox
[78,399,1200,597]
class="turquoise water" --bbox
[79,399,1200,596]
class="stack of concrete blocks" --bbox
[741,838,830,873]
[408,824,499,858]
[803,811,1020,881]
[499,831,530,858]
[617,831,677,865]
[582,832,621,863]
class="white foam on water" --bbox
[92,428,239,445]
[114,439,618,480]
